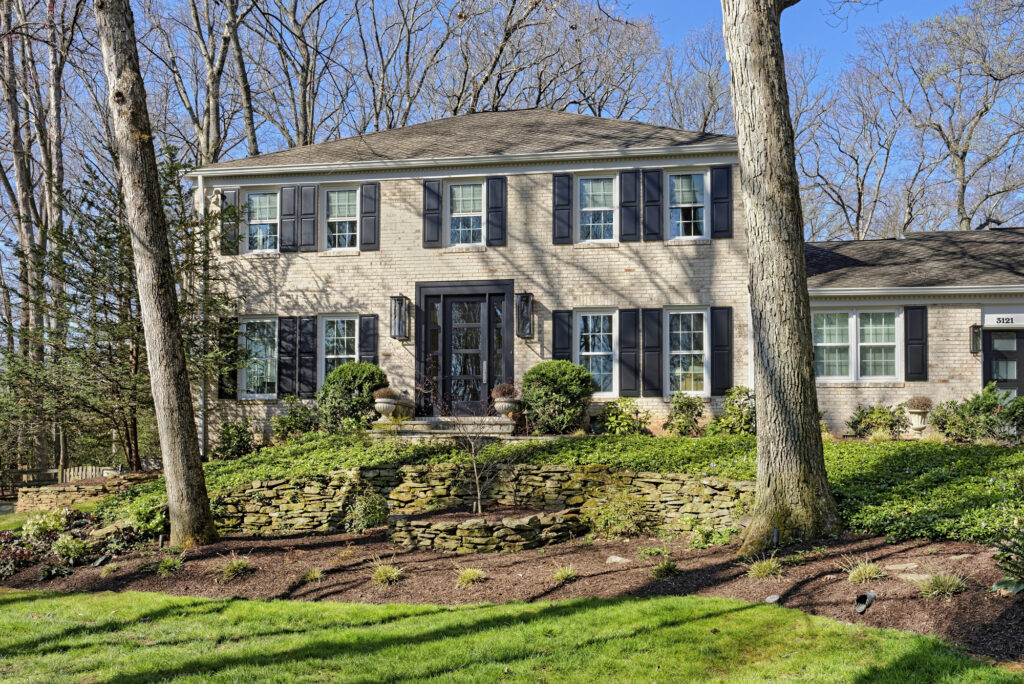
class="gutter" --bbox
[809,284,1024,297]
[185,141,740,180]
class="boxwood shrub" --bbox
[520,360,596,434]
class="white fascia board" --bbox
[809,284,1024,297]
[186,142,740,181]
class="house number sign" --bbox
[982,306,1024,328]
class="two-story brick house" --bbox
[190,109,1024,443]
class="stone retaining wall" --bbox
[16,473,157,513]
[212,463,754,538]
[390,508,584,553]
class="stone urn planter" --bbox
[491,383,519,418]
[374,390,415,419]
[906,397,933,440]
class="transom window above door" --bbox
[576,311,615,394]
[325,189,358,249]
[668,174,705,238]
[246,192,278,252]
[812,310,899,381]
[447,182,484,246]
[578,177,615,241]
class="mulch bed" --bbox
[5,527,1023,663]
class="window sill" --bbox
[243,252,280,259]
[573,241,620,250]
[236,396,279,403]
[318,249,360,258]
[441,245,486,254]
[816,381,905,389]
[664,237,712,246]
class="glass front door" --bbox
[983,330,1024,398]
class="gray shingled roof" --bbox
[197,109,734,173]
[805,229,1024,289]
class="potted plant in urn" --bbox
[906,396,933,439]
[373,387,415,420]
[491,383,519,418]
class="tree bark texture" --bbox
[93,0,218,547]
[720,0,839,554]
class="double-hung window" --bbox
[448,182,483,246]
[320,316,357,383]
[668,173,705,238]
[667,311,707,393]
[240,318,277,398]
[576,311,616,395]
[578,177,615,242]
[246,192,278,252]
[325,189,358,249]
[812,310,899,381]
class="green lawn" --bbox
[0,590,1016,683]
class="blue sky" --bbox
[626,0,960,73]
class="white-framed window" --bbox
[446,181,484,246]
[319,315,358,384]
[324,188,358,250]
[812,309,901,381]
[245,191,278,252]
[666,309,708,395]
[668,173,706,238]
[575,310,617,396]
[240,318,278,398]
[577,176,616,242]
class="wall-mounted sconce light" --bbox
[515,292,533,338]
[391,295,410,340]
[970,324,982,354]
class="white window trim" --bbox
[321,185,360,252]
[575,174,619,243]
[812,307,903,383]
[239,316,278,399]
[317,314,359,387]
[443,179,487,247]
[663,307,711,398]
[572,308,619,398]
[242,187,280,254]
[664,168,711,241]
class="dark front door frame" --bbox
[983,329,1024,397]
[415,279,515,416]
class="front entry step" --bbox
[371,416,515,442]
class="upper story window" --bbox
[813,310,899,381]
[576,310,616,395]
[448,182,484,246]
[246,192,278,252]
[578,177,615,242]
[668,173,705,238]
[667,311,706,394]
[240,318,277,398]
[321,316,357,383]
[325,189,358,249]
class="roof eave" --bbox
[809,284,1024,297]
[186,141,740,179]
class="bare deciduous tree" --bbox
[660,21,732,134]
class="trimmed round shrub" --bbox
[663,393,705,437]
[317,362,389,431]
[213,418,256,460]
[520,361,596,434]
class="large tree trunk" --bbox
[720,0,839,555]
[94,0,218,547]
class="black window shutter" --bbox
[619,170,640,242]
[298,185,317,251]
[279,186,298,252]
[485,176,507,246]
[422,180,442,248]
[219,189,239,256]
[710,166,733,238]
[619,309,640,396]
[298,316,317,397]
[277,316,297,396]
[359,314,379,364]
[217,317,238,399]
[360,182,380,251]
[710,307,733,396]
[642,169,663,241]
[905,306,928,381]
[552,174,573,244]
[552,310,572,360]
[642,308,663,396]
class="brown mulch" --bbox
[5,528,1023,663]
